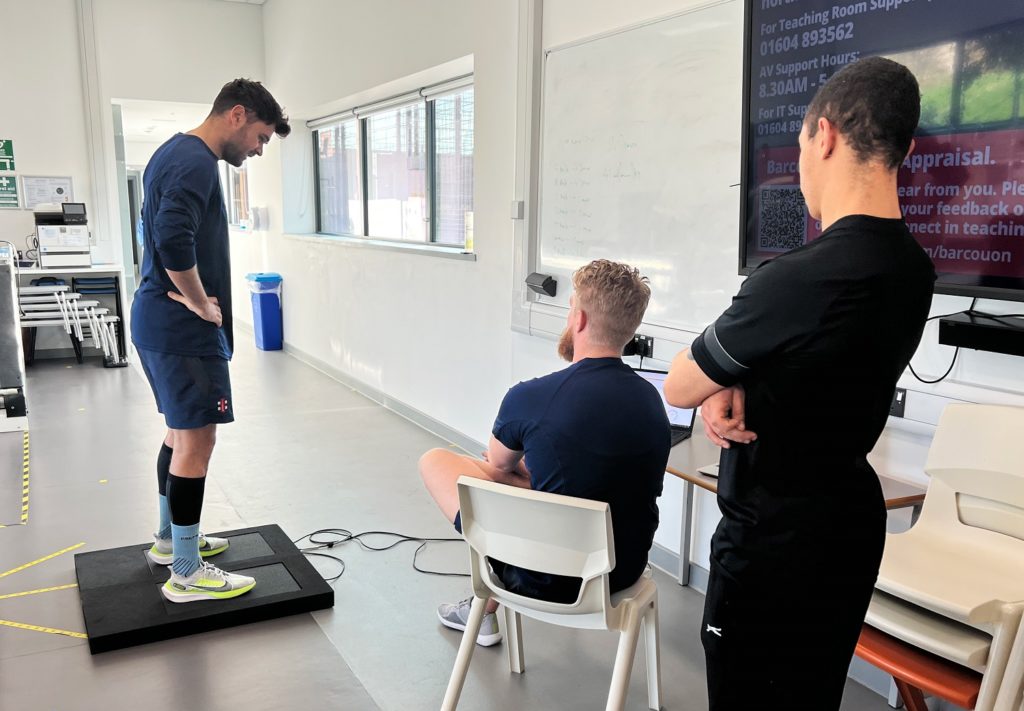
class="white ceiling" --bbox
[118,99,211,143]
[215,0,266,4]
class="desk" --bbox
[665,418,926,586]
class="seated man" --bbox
[420,259,671,646]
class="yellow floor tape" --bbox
[0,583,78,601]
[21,430,29,524]
[0,542,88,639]
[0,430,30,528]
[0,619,87,639]
[0,542,85,580]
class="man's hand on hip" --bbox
[700,386,757,449]
[168,292,222,327]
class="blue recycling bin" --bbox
[245,272,283,351]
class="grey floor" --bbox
[0,340,897,710]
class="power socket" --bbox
[889,387,907,418]
[634,334,654,359]
[622,334,654,358]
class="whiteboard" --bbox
[538,0,744,333]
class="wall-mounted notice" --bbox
[741,0,1024,300]
[0,175,18,209]
[22,176,74,210]
[0,140,14,171]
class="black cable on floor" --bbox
[292,528,470,583]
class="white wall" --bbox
[87,0,265,266]
[91,0,265,105]
[124,140,165,169]
[235,0,517,445]
[1,0,94,351]
[0,0,92,255]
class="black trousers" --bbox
[701,535,884,710]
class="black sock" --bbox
[167,474,206,526]
[157,444,173,496]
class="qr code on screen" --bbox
[758,186,807,252]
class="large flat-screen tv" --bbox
[740,0,1024,301]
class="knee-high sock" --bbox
[156,444,173,539]
[167,474,206,578]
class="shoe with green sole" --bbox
[161,561,256,603]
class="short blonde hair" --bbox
[572,259,651,349]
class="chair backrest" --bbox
[456,477,616,624]
[923,403,1024,541]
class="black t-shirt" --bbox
[492,358,671,601]
[691,215,935,579]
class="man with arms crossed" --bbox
[420,259,671,645]
[132,79,290,602]
[665,57,935,709]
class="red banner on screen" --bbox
[753,130,1024,279]
[899,130,1024,278]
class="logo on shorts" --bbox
[706,624,722,637]
[216,398,229,413]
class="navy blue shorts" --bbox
[136,347,234,430]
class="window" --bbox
[219,163,250,228]
[316,118,363,236]
[433,87,474,246]
[366,102,427,241]
[311,78,474,248]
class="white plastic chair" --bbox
[867,404,1024,711]
[441,476,662,711]
[996,617,1024,711]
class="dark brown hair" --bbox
[211,78,291,137]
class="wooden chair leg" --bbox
[894,678,929,711]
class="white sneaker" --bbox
[437,597,502,647]
[161,561,256,603]
[147,533,229,566]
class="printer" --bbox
[35,202,91,268]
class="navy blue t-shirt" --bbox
[491,357,671,600]
[131,134,232,359]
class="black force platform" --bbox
[74,524,333,654]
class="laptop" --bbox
[634,368,697,447]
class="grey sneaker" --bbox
[437,597,502,647]
[161,561,256,603]
[147,533,229,566]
